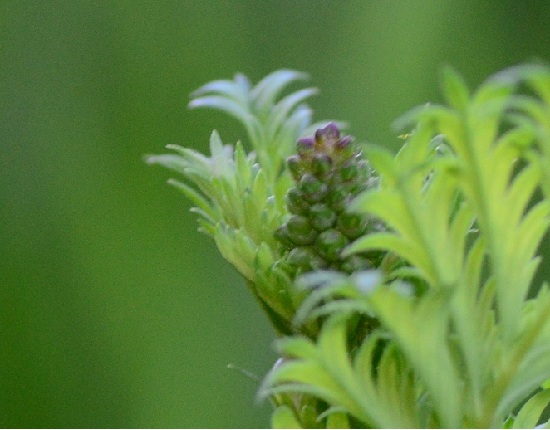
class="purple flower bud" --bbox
[322,122,341,139]
[297,137,315,156]
[335,135,353,150]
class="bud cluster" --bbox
[275,123,383,275]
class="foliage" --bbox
[147,71,339,336]
[149,64,550,428]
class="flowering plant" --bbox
[148,65,550,428]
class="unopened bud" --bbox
[334,135,354,160]
[316,122,340,143]
[297,137,315,157]
[287,247,326,271]
[311,154,333,178]
[274,225,293,248]
[339,160,358,182]
[287,155,303,180]
[315,229,349,261]
[327,187,349,213]
[287,215,317,246]
[309,203,336,231]
[286,187,309,215]
[299,173,328,203]
[337,212,368,239]
[341,255,374,272]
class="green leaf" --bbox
[442,66,470,111]
[252,69,308,113]
[271,405,302,429]
[513,389,550,429]
[361,145,398,182]
[369,288,462,427]
[190,95,258,133]
[326,411,350,428]
[191,75,250,104]
[267,88,318,137]
[167,179,215,220]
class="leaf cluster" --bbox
[148,64,550,428]
[263,65,550,428]
[147,71,339,336]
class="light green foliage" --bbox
[147,71,338,336]
[262,65,550,428]
[150,65,550,428]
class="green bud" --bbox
[339,159,358,182]
[286,187,309,215]
[287,154,303,181]
[355,159,369,182]
[315,229,349,261]
[287,247,326,271]
[274,224,293,248]
[309,203,336,231]
[299,173,328,203]
[341,254,374,272]
[337,212,368,239]
[311,154,333,178]
[276,122,384,277]
[349,182,368,195]
[326,187,349,213]
[287,215,317,246]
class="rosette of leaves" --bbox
[147,70,341,337]
[262,65,550,428]
[275,122,384,276]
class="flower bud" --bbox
[311,154,333,178]
[299,173,328,203]
[309,203,336,231]
[315,229,349,261]
[316,122,340,142]
[274,224,293,248]
[337,212,368,239]
[287,155,303,180]
[326,187,349,213]
[341,255,374,272]
[276,122,384,276]
[339,160,358,182]
[334,135,354,160]
[286,215,317,246]
[297,137,315,157]
[287,247,326,271]
[286,187,309,215]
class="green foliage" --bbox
[150,65,550,428]
[147,71,339,336]
[263,65,550,428]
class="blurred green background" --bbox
[2,1,550,427]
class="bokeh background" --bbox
[2,1,550,427]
